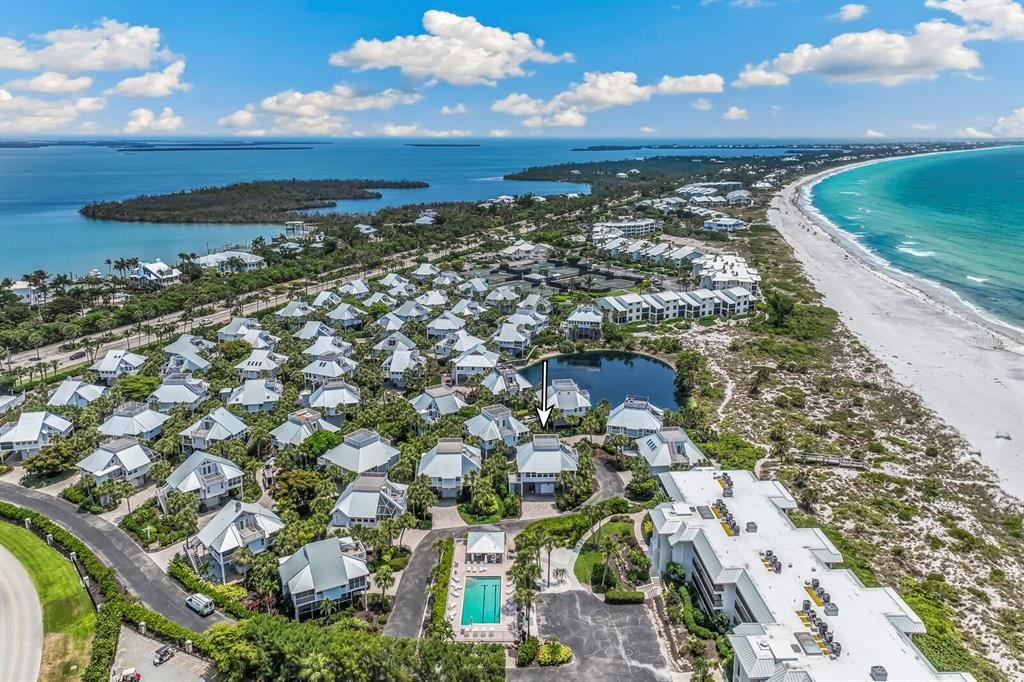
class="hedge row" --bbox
[604,589,646,604]
[428,537,454,634]
[0,501,210,682]
[168,554,252,620]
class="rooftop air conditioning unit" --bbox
[824,602,839,616]
[746,521,758,533]
[870,666,888,681]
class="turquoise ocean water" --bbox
[0,137,791,279]
[811,146,1024,330]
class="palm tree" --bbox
[767,291,795,328]
[318,597,338,621]
[375,565,395,612]
[553,567,568,585]
[514,586,536,639]
[599,534,615,589]
[538,529,556,588]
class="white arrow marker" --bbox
[536,359,552,428]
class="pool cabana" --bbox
[465,530,506,564]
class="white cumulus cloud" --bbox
[835,4,869,21]
[692,97,713,111]
[122,106,183,133]
[489,128,513,137]
[639,126,658,133]
[492,70,723,128]
[723,106,749,120]
[865,128,886,137]
[5,71,93,93]
[955,126,995,137]
[218,108,256,128]
[911,122,938,130]
[0,19,170,73]
[732,1,1023,88]
[106,60,191,97]
[0,89,106,131]
[329,10,573,86]
[441,103,468,115]
[991,107,1024,136]
[379,123,472,137]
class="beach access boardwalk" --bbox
[0,481,228,632]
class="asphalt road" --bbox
[0,482,228,632]
[0,543,43,682]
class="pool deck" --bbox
[446,537,517,642]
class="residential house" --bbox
[596,292,650,324]
[457,277,488,299]
[394,300,431,322]
[158,450,244,511]
[301,355,357,388]
[451,345,500,385]
[194,250,266,273]
[491,322,530,356]
[593,218,658,237]
[222,379,283,413]
[485,285,519,311]
[301,380,361,421]
[563,304,603,339]
[434,329,484,358]
[464,403,529,454]
[388,282,418,299]
[47,379,107,408]
[374,312,406,333]
[412,262,441,281]
[416,438,481,498]
[0,393,26,414]
[90,349,147,385]
[433,270,464,287]
[450,297,484,319]
[77,437,157,488]
[538,378,591,417]
[376,273,410,289]
[310,291,342,309]
[162,334,214,373]
[409,385,468,423]
[303,335,353,361]
[372,331,416,356]
[292,320,334,341]
[270,408,339,448]
[607,395,664,438]
[330,474,408,528]
[99,402,169,440]
[6,280,43,306]
[326,303,365,329]
[189,501,284,581]
[318,429,399,476]
[363,292,397,309]
[338,278,371,299]
[275,300,313,326]
[505,308,548,335]
[726,189,752,207]
[133,259,181,287]
[380,349,425,388]
[279,537,369,620]
[180,407,249,453]
[509,434,578,496]
[217,318,279,350]
[703,217,747,232]
[0,411,74,461]
[635,427,706,474]
[426,311,466,338]
[148,373,209,412]
[415,289,448,308]
[236,349,288,380]
[519,293,552,315]
[481,366,532,396]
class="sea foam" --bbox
[896,246,936,258]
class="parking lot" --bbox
[113,627,218,682]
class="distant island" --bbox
[570,143,859,152]
[404,143,481,148]
[0,140,327,151]
[80,178,429,223]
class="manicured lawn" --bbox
[0,522,95,681]
[572,521,634,585]
[457,502,504,525]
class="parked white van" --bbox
[185,592,214,616]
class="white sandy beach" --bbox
[770,160,1024,500]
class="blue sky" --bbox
[1,0,1022,138]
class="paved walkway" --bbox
[0,481,228,632]
[0,543,42,682]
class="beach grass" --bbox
[0,522,95,681]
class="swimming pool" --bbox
[461,576,502,625]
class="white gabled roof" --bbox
[90,349,147,374]
[292,321,334,340]
[181,407,248,442]
[607,396,665,432]
[164,450,243,493]
[270,409,338,446]
[196,501,284,554]
[0,411,72,444]
[226,379,283,407]
[78,437,155,476]
[99,403,169,437]
[516,434,578,475]
[417,439,481,479]
[304,381,361,410]
[466,530,505,556]
[327,303,365,322]
[48,379,107,406]
[320,429,398,474]
[279,537,368,596]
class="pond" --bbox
[521,351,680,411]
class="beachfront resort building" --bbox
[593,217,659,237]
[509,434,579,496]
[607,396,664,438]
[318,429,399,476]
[278,536,369,620]
[0,411,73,462]
[417,438,481,498]
[692,255,761,296]
[703,217,748,232]
[132,259,182,288]
[91,349,147,385]
[330,473,408,529]
[188,501,284,581]
[648,469,976,682]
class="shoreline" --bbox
[770,155,1024,500]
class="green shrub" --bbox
[589,562,618,593]
[605,589,645,604]
[537,638,573,666]
[517,636,540,667]
[167,554,251,619]
[427,538,454,634]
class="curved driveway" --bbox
[0,481,227,632]
[0,543,43,682]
